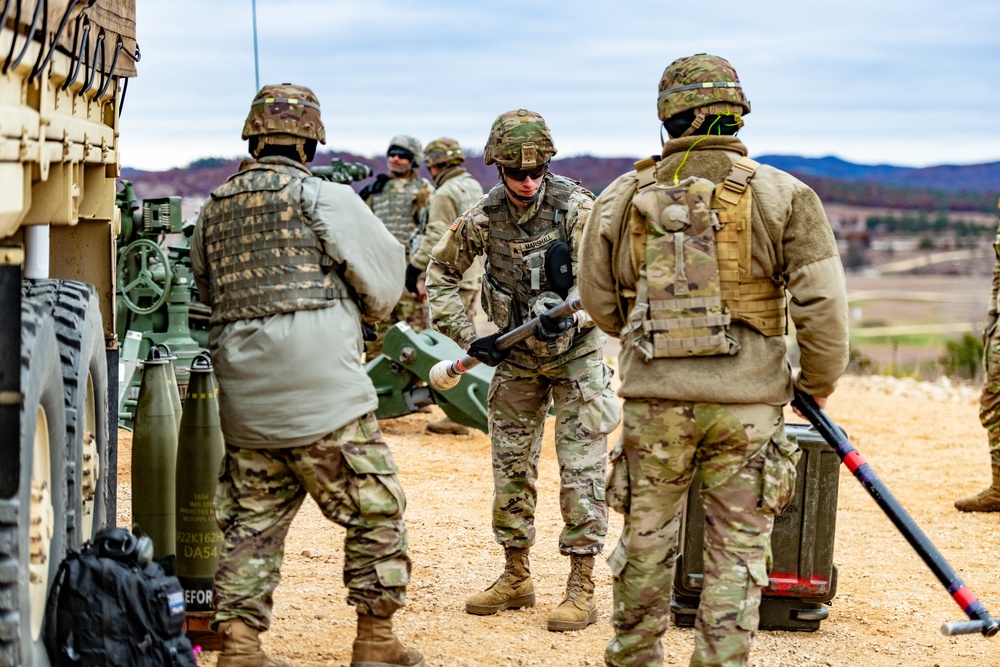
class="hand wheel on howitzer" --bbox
[117,238,173,315]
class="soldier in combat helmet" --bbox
[407,137,485,436]
[955,199,1000,512]
[191,83,423,667]
[360,135,435,357]
[579,54,849,667]
[425,109,620,632]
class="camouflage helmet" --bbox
[242,83,326,143]
[657,54,750,123]
[424,137,465,168]
[483,109,557,169]
[387,134,423,167]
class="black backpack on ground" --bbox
[46,526,198,666]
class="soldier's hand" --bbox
[533,310,575,341]
[361,323,378,342]
[467,333,511,367]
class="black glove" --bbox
[358,173,390,201]
[467,332,511,367]
[404,263,422,295]
[533,309,575,342]
[361,323,377,342]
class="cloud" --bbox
[119,0,1000,171]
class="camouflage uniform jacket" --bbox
[426,173,605,370]
[410,165,484,291]
[579,135,849,404]
[192,156,406,448]
[365,171,434,256]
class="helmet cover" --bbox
[483,109,557,169]
[657,54,750,123]
[387,134,423,167]
[242,83,326,143]
[424,137,465,168]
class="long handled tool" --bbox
[429,296,583,391]
[792,388,999,637]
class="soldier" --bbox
[359,135,435,357]
[191,83,423,667]
[407,137,485,435]
[578,54,849,667]
[425,109,620,632]
[955,199,1000,512]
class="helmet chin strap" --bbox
[504,184,540,205]
[500,169,542,205]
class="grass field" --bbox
[845,270,992,379]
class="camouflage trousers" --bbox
[211,412,411,631]
[367,292,428,358]
[488,349,619,554]
[980,320,1000,467]
[604,400,797,667]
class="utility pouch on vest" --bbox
[482,273,514,331]
[623,176,736,360]
[545,240,573,298]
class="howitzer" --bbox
[116,178,496,433]
[429,296,583,391]
[115,185,206,428]
[311,158,373,184]
[791,388,999,637]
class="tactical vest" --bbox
[437,170,483,222]
[624,156,787,360]
[200,161,348,325]
[371,175,431,249]
[482,175,581,356]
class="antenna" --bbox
[251,0,260,90]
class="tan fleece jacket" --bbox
[579,135,849,405]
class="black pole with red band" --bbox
[792,388,998,637]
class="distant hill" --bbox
[121,151,1000,214]
[755,154,1000,196]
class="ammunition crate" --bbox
[670,423,841,632]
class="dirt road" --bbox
[118,376,1000,666]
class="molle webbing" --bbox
[713,157,786,335]
[482,177,574,329]
[201,166,347,324]
[371,176,424,246]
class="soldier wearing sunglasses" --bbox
[425,109,620,634]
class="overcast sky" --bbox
[119,1,999,172]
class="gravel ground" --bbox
[117,374,1000,666]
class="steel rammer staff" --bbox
[792,388,999,637]
[429,296,582,391]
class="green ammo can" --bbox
[670,422,841,631]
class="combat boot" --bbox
[217,619,292,667]
[350,612,424,667]
[546,554,598,632]
[465,546,535,614]
[425,417,470,436]
[955,465,1000,511]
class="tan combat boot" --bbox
[217,619,292,667]
[350,612,424,667]
[546,554,598,632]
[955,465,1000,511]
[465,546,535,614]
[425,417,470,436]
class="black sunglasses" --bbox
[503,164,548,182]
[387,147,414,160]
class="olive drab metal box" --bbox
[671,423,841,631]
